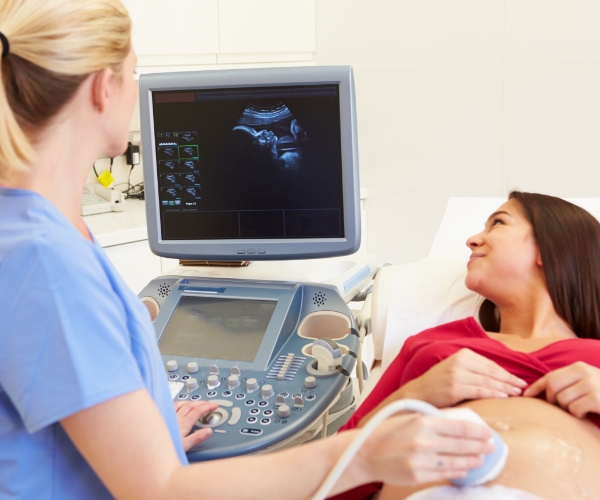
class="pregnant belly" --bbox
[378,397,600,500]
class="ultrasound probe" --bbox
[310,399,509,500]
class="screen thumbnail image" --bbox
[158,146,178,160]
[160,174,179,187]
[159,160,180,173]
[180,132,198,144]
[179,145,199,159]
[180,174,200,186]
[182,187,201,200]
[180,160,199,173]
[161,187,181,201]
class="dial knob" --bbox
[186,378,199,391]
[228,374,240,389]
[187,362,199,374]
[261,384,274,398]
[305,376,317,389]
[231,366,241,376]
[246,378,259,392]
[207,375,220,389]
[166,360,178,372]
[278,404,291,418]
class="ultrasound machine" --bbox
[137,66,377,462]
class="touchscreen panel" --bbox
[159,296,277,363]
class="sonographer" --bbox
[0,1,493,498]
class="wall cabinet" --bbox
[121,0,315,67]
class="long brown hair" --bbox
[479,191,600,340]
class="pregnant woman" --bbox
[336,191,600,500]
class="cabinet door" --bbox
[104,240,162,294]
[218,0,315,58]
[122,0,219,66]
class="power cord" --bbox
[92,157,113,178]
[310,399,445,500]
[113,163,144,200]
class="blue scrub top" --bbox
[0,187,188,499]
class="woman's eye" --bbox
[492,218,503,226]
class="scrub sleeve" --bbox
[0,187,186,499]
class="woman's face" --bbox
[465,199,542,300]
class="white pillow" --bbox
[381,259,483,371]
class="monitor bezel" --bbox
[139,66,360,261]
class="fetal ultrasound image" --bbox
[180,132,198,144]
[158,146,177,160]
[160,174,179,186]
[161,187,181,200]
[181,160,199,173]
[180,174,199,186]
[182,186,201,200]
[231,102,308,171]
[158,160,179,173]
[179,146,199,159]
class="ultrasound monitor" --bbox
[139,66,360,260]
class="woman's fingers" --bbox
[461,373,523,397]
[174,401,219,438]
[458,349,527,389]
[181,427,213,451]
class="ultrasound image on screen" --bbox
[159,296,277,362]
[232,103,308,171]
[152,85,344,240]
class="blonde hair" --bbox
[0,0,131,181]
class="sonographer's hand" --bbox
[524,361,600,418]
[174,400,219,451]
[359,413,494,486]
[398,348,527,408]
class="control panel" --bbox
[139,277,358,461]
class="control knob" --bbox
[187,362,199,374]
[207,375,220,389]
[166,360,178,372]
[305,376,317,389]
[261,384,274,398]
[246,378,259,392]
[228,374,240,389]
[186,378,199,391]
[278,404,291,419]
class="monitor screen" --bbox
[140,66,360,260]
[153,85,344,240]
[159,296,277,363]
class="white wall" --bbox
[314,1,600,264]
[112,0,600,266]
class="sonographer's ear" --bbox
[90,68,113,113]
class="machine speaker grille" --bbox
[158,283,171,298]
[312,291,327,307]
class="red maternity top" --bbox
[331,317,600,500]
